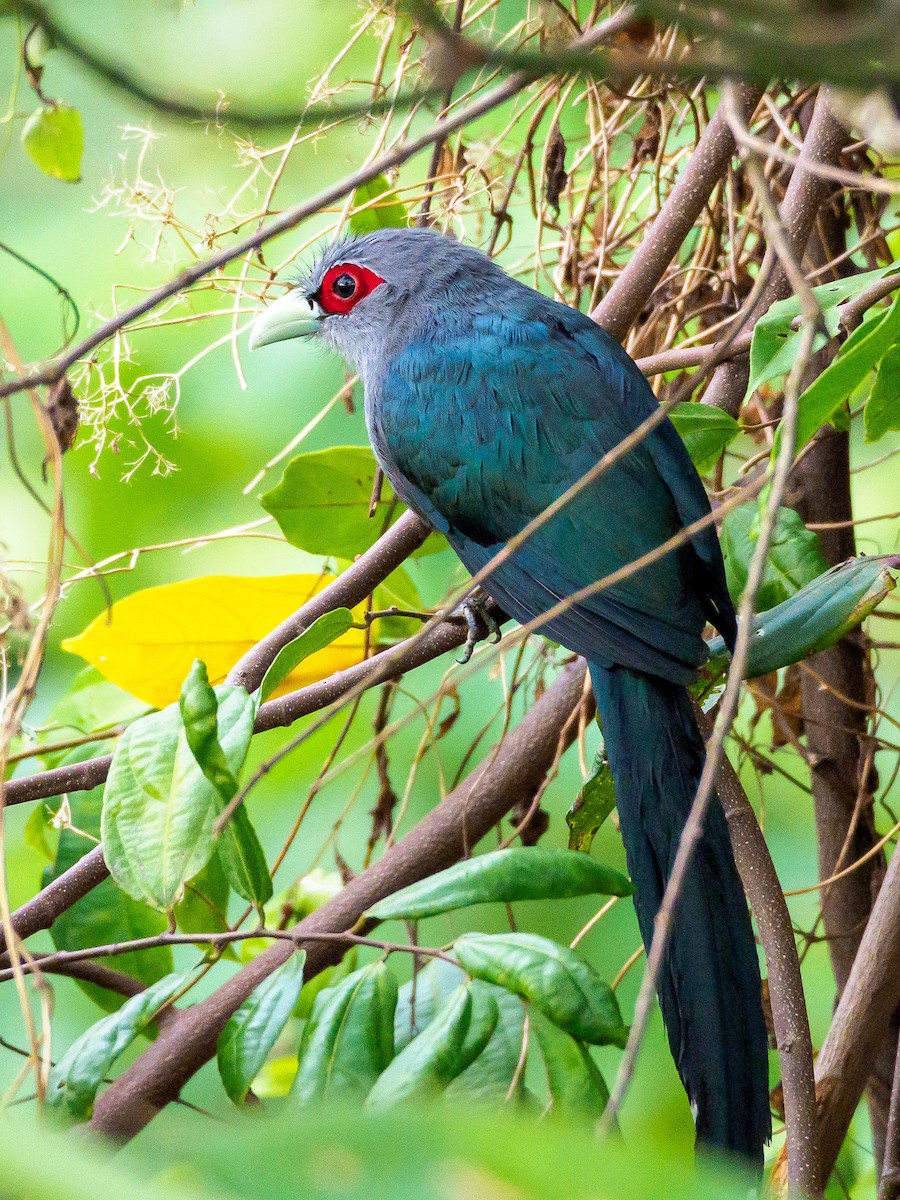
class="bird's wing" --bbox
[376,309,730,681]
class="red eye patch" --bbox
[318,263,385,315]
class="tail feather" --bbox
[590,662,771,1164]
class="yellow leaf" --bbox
[62,574,370,709]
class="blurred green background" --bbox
[1,3,898,1193]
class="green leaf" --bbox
[293,962,398,1105]
[46,970,192,1120]
[102,686,256,912]
[260,446,399,558]
[531,1011,610,1123]
[704,556,897,680]
[669,403,739,472]
[566,754,616,852]
[0,1090,762,1200]
[216,803,273,910]
[349,173,407,235]
[367,848,632,922]
[453,933,628,1047]
[259,609,354,701]
[747,265,900,394]
[865,343,900,441]
[776,289,900,457]
[394,961,526,1103]
[394,958,465,1052]
[44,766,171,1012]
[720,504,828,612]
[366,982,497,1109]
[180,660,240,802]
[446,983,526,1104]
[21,103,83,181]
[175,853,231,937]
[217,952,306,1104]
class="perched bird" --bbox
[251,227,771,1163]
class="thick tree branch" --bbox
[709,721,820,1196]
[815,833,900,1182]
[86,661,587,1140]
[796,425,894,1169]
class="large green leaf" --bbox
[43,751,171,1013]
[720,504,828,612]
[260,446,399,558]
[367,848,632,922]
[773,288,900,458]
[532,1010,610,1123]
[453,933,627,1047]
[101,686,256,912]
[669,403,740,472]
[366,982,497,1109]
[293,962,398,1105]
[21,103,84,181]
[702,556,897,682]
[216,803,273,910]
[865,343,900,441]
[394,960,526,1103]
[46,970,193,1121]
[217,952,306,1103]
[2,1098,760,1200]
[747,265,899,395]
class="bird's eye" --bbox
[318,262,385,314]
[331,273,357,300]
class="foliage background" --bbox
[1,1,899,1196]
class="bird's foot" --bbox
[453,588,502,664]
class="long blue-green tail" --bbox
[590,662,771,1165]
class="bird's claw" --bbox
[454,590,502,664]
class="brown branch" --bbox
[591,84,763,342]
[796,425,894,1171]
[706,715,820,1196]
[880,1040,900,1200]
[86,660,587,1140]
[702,89,849,416]
[814,829,900,1182]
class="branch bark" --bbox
[703,714,820,1197]
[796,425,894,1169]
[815,832,900,1182]
[703,89,849,416]
[86,660,587,1140]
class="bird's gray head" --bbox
[250,227,512,379]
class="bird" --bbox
[250,226,771,1164]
